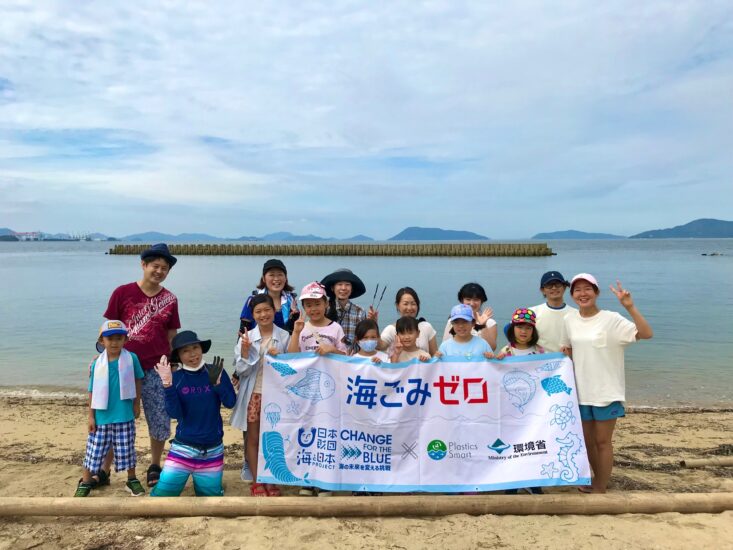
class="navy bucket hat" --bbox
[170,330,211,363]
[141,243,177,267]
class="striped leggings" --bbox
[150,440,225,497]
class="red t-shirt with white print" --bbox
[104,282,181,370]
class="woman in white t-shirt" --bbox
[560,273,653,494]
[379,287,438,356]
[441,282,497,351]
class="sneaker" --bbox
[74,482,93,497]
[299,487,315,496]
[240,460,253,482]
[126,478,146,496]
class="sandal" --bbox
[250,482,268,497]
[265,484,281,497]
[577,486,593,494]
[146,464,162,488]
[93,470,110,487]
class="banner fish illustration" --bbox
[286,368,336,402]
[262,431,306,484]
[541,375,572,396]
[502,370,537,413]
[535,360,564,373]
[270,361,297,377]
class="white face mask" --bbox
[359,339,379,352]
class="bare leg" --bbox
[246,420,260,481]
[101,449,113,474]
[580,420,597,492]
[150,437,165,467]
[590,418,617,493]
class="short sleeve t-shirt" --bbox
[381,321,437,354]
[88,353,144,425]
[104,283,181,370]
[532,302,576,352]
[439,336,491,358]
[353,351,391,363]
[296,321,348,353]
[560,309,637,406]
[441,318,497,344]
[396,349,428,362]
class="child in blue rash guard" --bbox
[436,304,494,359]
[151,330,236,497]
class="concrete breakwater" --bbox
[108,243,553,257]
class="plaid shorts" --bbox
[247,392,262,423]
[141,369,171,441]
[83,420,136,473]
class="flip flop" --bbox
[265,484,281,497]
[250,483,268,497]
[146,464,162,488]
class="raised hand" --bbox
[239,328,251,356]
[475,307,494,326]
[367,306,379,322]
[293,314,306,334]
[208,355,225,386]
[610,280,634,308]
[154,355,172,387]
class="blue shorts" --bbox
[83,420,136,473]
[579,402,625,421]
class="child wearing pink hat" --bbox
[287,282,349,356]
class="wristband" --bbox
[475,323,487,330]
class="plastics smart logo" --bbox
[426,439,447,460]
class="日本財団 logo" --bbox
[426,439,447,460]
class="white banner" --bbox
[257,353,591,492]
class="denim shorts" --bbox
[579,401,625,421]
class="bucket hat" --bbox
[170,330,212,363]
[320,268,366,299]
[140,243,177,267]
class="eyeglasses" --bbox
[543,282,566,289]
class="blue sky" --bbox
[0,1,731,239]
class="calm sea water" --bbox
[1,239,731,407]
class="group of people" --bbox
[76,243,653,498]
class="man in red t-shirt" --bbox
[102,243,181,487]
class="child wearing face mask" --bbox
[351,319,390,363]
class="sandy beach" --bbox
[0,395,731,549]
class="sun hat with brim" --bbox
[95,320,128,353]
[320,268,366,299]
[570,273,599,291]
[170,330,212,363]
[140,243,177,267]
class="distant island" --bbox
[388,227,488,241]
[629,218,733,239]
[532,230,626,240]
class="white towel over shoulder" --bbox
[91,349,137,410]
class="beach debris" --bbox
[286,368,336,401]
[270,361,297,377]
[550,401,577,430]
[264,403,281,429]
[541,375,572,396]
[502,370,537,412]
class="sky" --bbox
[0,1,732,239]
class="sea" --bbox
[1,239,731,407]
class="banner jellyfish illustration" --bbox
[502,370,537,412]
[264,402,281,429]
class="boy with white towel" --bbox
[75,320,145,497]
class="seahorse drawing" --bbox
[262,431,306,484]
[555,432,583,482]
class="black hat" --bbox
[170,330,211,363]
[262,258,287,275]
[320,268,366,299]
[141,243,177,267]
[540,271,568,287]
